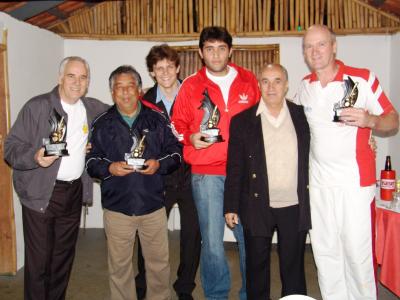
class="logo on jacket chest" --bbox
[238,93,249,104]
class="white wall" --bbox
[389,33,400,172]
[64,39,199,104]
[0,12,64,269]
[65,34,397,228]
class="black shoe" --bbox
[136,287,146,300]
[177,293,193,300]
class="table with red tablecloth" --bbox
[375,205,400,297]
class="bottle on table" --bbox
[380,155,396,201]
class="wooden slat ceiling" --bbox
[368,0,400,17]
[0,1,102,29]
[1,0,400,40]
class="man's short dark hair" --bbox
[199,26,233,50]
[146,44,180,72]
[108,65,142,90]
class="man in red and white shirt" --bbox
[294,25,398,300]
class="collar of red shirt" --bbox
[308,59,345,83]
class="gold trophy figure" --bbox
[333,76,359,122]
[199,89,223,143]
[43,109,69,156]
[125,132,147,170]
[51,116,66,143]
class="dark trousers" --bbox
[22,179,83,300]
[136,189,201,298]
[245,204,307,300]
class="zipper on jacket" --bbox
[209,82,229,113]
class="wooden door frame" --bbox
[0,29,17,275]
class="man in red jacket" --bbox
[171,26,260,300]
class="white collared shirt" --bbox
[256,98,289,127]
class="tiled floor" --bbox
[0,229,397,300]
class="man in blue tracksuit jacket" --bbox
[86,65,182,300]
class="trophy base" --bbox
[44,143,69,157]
[332,108,342,122]
[200,135,224,143]
[126,158,147,170]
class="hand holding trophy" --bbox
[125,130,147,170]
[198,89,224,143]
[333,76,359,122]
[43,109,69,156]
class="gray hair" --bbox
[259,63,289,82]
[108,65,142,91]
[59,56,90,80]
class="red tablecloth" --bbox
[375,206,400,297]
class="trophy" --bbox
[42,109,69,156]
[198,89,223,143]
[333,76,359,122]
[125,130,147,170]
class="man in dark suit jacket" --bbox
[224,63,311,300]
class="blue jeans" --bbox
[192,174,246,300]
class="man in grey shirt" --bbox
[5,56,108,300]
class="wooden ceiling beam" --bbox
[7,1,64,21]
[0,2,26,13]
[367,0,400,17]
[57,1,95,14]
[26,12,59,28]
[59,26,400,41]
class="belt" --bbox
[55,178,81,185]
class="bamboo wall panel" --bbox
[174,44,279,79]
[51,0,400,39]
[0,31,17,276]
